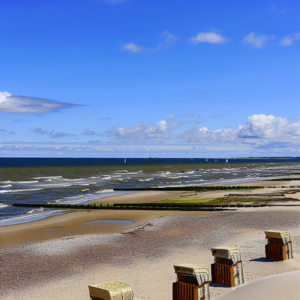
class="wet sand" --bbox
[0,209,212,249]
[93,190,195,204]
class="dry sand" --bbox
[215,270,300,300]
[1,187,300,299]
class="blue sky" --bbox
[0,0,299,157]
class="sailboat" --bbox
[206,159,208,162]
[124,158,126,163]
[226,159,228,163]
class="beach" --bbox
[1,181,300,300]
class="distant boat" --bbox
[215,159,217,162]
[124,158,126,163]
[226,159,228,163]
[206,159,208,162]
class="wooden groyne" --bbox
[113,186,264,191]
[4,201,300,212]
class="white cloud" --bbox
[0,129,15,135]
[122,43,144,54]
[154,31,180,51]
[122,31,179,54]
[165,114,177,121]
[179,114,300,146]
[0,91,74,114]
[33,128,77,139]
[189,32,229,44]
[113,120,168,140]
[280,32,300,47]
[81,129,96,136]
[243,32,275,48]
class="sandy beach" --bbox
[1,184,300,299]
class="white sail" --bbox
[124,158,126,163]
[226,159,228,163]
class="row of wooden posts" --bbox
[89,230,293,300]
[7,201,300,211]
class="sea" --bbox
[1,157,300,226]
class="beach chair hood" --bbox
[265,230,291,244]
[88,281,134,300]
[174,264,209,286]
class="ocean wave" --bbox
[0,184,12,188]
[14,180,39,184]
[0,203,9,208]
[96,189,114,193]
[33,176,63,179]
[4,188,44,193]
[27,207,44,214]
[62,178,85,181]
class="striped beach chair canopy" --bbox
[265,230,290,242]
[174,264,209,285]
[211,247,241,258]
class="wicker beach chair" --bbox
[265,230,293,261]
[211,247,244,287]
[173,264,210,300]
[88,281,134,300]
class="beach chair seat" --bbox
[211,247,244,287]
[173,264,210,300]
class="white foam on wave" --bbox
[3,188,44,193]
[96,189,114,193]
[0,203,9,208]
[14,180,39,184]
[0,184,12,188]
[33,176,63,179]
[27,207,44,214]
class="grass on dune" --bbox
[151,197,270,205]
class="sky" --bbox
[0,0,300,158]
